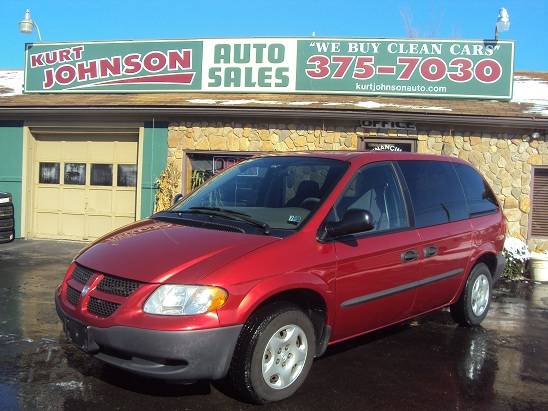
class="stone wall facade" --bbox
[167,120,547,249]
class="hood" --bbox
[76,219,279,284]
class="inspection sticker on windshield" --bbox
[287,215,302,225]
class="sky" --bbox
[1,0,547,71]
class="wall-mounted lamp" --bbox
[19,9,42,41]
[495,8,510,40]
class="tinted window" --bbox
[334,163,409,233]
[454,163,498,216]
[91,164,113,186]
[64,163,86,185]
[39,162,60,184]
[398,160,468,227]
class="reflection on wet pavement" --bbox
[1,240,547,410]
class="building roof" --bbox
[0,70,547,126]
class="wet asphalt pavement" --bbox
[1,240,547,411]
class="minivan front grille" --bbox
[87,297,120,318]
[66,286,81,305]
[72,265,94,285]
[97,275,141,297]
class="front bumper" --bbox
[55,295,242,380]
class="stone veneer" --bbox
[167,120,547,249]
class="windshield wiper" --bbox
[176,207,271,235]
[189,206,252,217]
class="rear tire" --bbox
[227,302,316,404]
[450,263,493,327]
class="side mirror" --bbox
[324,209,374,239]
[172,193,184,205]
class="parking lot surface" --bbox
[1,239,547,410]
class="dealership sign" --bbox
[24,38,514,99]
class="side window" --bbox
[335,163,409,233]
[454,163,499,216]
[398,160,468,228]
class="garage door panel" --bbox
[87,190,113,214]
[35,186,61,210]
[61,214,86,238]
[114,191,137,215]
[62,141,89,162]
[116,141,138,162]
[61,188,86,213]
[113,216,135,229]
[36,141,62,161]
[34,212,59,237]
[33,135,138,241]
[86,215,114,239]
[90,142,116,163]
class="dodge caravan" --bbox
[55,152,506,403]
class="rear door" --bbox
[332,162,422,340]
[397,160,473,314]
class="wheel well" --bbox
[250,289,327,347]
[475,253,497,277]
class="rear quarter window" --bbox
[398,160,468,228]
[453,163,499,216]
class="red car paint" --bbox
[57,151,505,346]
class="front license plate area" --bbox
[64,318,89,351]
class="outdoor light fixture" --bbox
[19,9,42,41]
[495,7,510,40]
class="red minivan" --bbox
[55,152,506,403]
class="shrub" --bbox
[154,162,182,213]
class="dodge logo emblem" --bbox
[81,283,91,298]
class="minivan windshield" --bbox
[169,156,348,232]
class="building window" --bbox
[91,164,113,186]
[117,164,137,187]
[361,139,416,152]
[39,162,60,184]
[186,152,254,192]
[531,167,548,238]
[64,163,86,185]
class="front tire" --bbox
[450,263,493,327]
[227,302,316,404]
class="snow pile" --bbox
[511,74,548,117]
[0,70,23,96]
[504,236,530,262]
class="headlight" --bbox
[143,285,227,316]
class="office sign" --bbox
[24,38,514,99]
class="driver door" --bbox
[331,162,423,341]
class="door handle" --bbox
[401,249,419,263]
[424,246,438,258]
